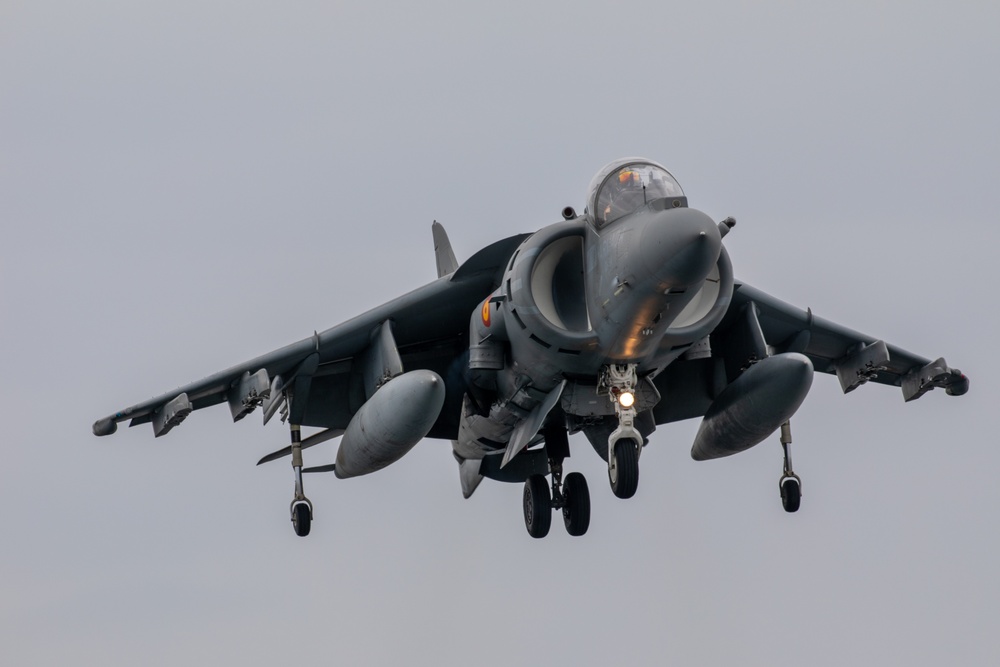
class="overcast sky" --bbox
[3,1,999,665]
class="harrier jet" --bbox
[93,158,969,538]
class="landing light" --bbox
[618,391,635,408]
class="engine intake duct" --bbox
[530,234,591,332]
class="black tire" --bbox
[562,472,591,537]
[293,503,312,537]
[609,439,639,499]
[523,474,551,538]
[780,477,801,513]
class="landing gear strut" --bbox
[778,420,801,513]
[289,424,314,536]
[521,426,590,538]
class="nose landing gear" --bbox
[602,364,641,499]
[608,438,639,499]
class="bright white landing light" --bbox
[618,391,635,408]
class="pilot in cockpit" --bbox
[603,168,648,222]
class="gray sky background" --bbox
[3,1,998,665]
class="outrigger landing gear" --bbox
[521,426,591,538]
[778,420,801,513]
[289,424,314,536]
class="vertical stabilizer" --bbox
[432,221,459,278]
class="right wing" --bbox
[93,232,530,441]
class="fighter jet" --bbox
[93,158,969,539]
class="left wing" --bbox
[93,233,530,441]
[728,282,968,400]
[652,280,968,425]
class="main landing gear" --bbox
[289,424,314,536]
[523,470,591,538]
[522,427,591,538]
[778,420,801,513]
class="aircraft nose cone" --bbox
[639,207,721,289]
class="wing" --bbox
[93,233,530,441]
[652,280,969,425]
[728,282,968,398]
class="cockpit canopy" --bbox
[586,158,686,227]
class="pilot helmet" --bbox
[617,169,642,188]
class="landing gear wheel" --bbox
[523,474,552,539]
[609,438,639,499]
[780,476,801,513]
[292,502,312,537]
[562,472,591,536]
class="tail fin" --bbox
[432,221,459,278]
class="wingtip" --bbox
[92,417,118,437]
[946,370,969,396]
